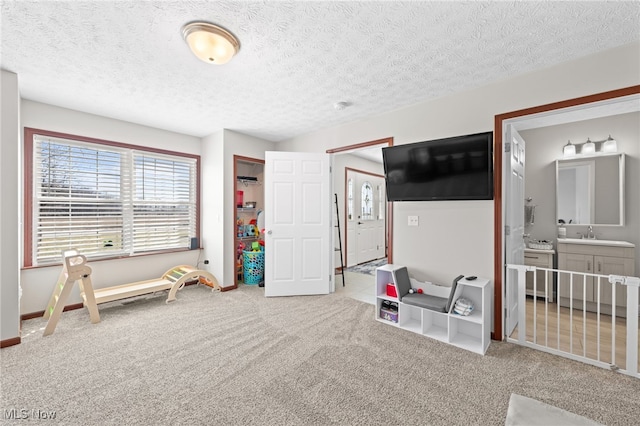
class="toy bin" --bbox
[243,250,264,285]
[379,304,398,323]
[386,283,397,298]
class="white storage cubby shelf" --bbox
[375,264,492,355]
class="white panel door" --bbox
[264,152,331,297]
[347,169,386,266]
[355,174,385,264]
[505,126,526,336]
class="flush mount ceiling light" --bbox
[334,101,350,111]
[182,22,240,65]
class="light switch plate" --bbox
[408,215,419,226]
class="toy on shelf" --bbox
[237,217,244,237]
[236,241,246,280]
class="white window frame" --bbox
[25,128,200,267]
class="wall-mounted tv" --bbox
[382,131,494,201]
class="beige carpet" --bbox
[1,284,638,425]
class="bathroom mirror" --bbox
[556,153,625,226]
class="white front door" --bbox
[264,152,331,297]
[346,170,385,266]
[505,126,526,336]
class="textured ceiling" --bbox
[1,1,639,142]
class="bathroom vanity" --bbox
[557,238,635,316]
[524,248,555,302]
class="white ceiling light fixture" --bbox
[182,22,240,65]
[334,101,350,111]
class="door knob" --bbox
[267,230,272,235]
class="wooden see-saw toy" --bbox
[43,249,220,336]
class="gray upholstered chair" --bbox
[392,266,463,313]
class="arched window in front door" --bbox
[361,181,373,220]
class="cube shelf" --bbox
[375,264,491,355]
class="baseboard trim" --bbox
[0,336,21,348]
[221,285,237,292]
[21,303,85,321]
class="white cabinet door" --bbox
[558,253,594,302]
[597,255,633,307]
[264,152,331,297]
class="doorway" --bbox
[327,137,394,304]
[234,155,265,287]
[494,85,640,340]
[345,168,386,267]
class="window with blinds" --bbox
[30,132,198,266]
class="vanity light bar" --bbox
[562,135,617,158]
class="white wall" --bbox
[19,101,203,314]
[201,130,225,289]
[1,70,21,342]
[521,112,640,270]
[279,42,640,286]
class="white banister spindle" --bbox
[569,273,574,354]
[582,274,587,358]
[611,278,616,367]
[557,271,561,351]
[532,269,537,344]
[596,276,601,363]
[517,266,530,344]
[620,276,639,375]
[544,270,549,347]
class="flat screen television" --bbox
[382,131,493,201]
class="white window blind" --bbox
[33,135,197,265]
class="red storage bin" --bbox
[386,283,397,298]
[236,190,244,207]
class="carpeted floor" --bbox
[1,284,638,425]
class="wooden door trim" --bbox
[327,137,394,265]
[233,155,265,288]
[493,85,640,340]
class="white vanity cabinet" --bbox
[524,248,555,302]
[557,240,635,315]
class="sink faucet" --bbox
[586,225,596,239]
